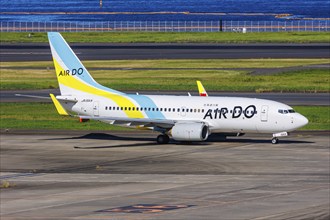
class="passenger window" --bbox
[117,107,119,110]
[132,107,135,111]
[202,109,204,113]
[105,106,108,110]
[148,108,151,111]
[177,108,180,112]
[128,107,131,111]
[121,107,123,110]
[172,108,175,112]
[160,108,163,111]
[152,108,155,111]
[164,108,167,112]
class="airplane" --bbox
[48,32,308,144]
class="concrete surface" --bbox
[1,131,329,219]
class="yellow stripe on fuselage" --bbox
[53,59,144,118]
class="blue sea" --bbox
[1,0,330,22]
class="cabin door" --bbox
[93,101,99,116]
[260,105,268,122]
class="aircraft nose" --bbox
[295,114,309,128]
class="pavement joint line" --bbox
[249,204,330,220]
[1,179,219,216]
[151,185,330,218]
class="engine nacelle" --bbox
[171,123,209,141]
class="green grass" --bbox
[1,32,330,43]
[1,59,329,92]
[0,102,128,131]
[0,103,328,131]
[294,106,330,130]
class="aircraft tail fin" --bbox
[47,32,123,96]
[196,80,208,97]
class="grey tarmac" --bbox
[1,43,329,61]
[1,131,329,220]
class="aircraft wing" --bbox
[79,116,203,129]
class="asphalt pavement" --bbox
[1,131,329,219]
[1,43,329,61]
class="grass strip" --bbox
[1,32,330,43]
[1,59,329,92]
[0,103,329,131]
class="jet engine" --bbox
[170,123,209,141]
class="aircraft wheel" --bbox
[156,134,170,144]
[271,137,279,144]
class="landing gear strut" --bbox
[271,137,279,144]
[271,132,288,144]
[157,134,170,144]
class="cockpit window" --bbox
[278,109,295,114]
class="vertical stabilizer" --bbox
[48,32,123,96]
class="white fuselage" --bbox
[67,93,308,134]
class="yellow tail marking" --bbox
[53,59,144,118]
[196,80,208,97]
[50,94,69,116]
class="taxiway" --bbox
[1,131,329,219]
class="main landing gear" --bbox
[156,134,170,144]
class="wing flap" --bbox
[79,116,176,129]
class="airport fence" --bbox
[1,20,329,32]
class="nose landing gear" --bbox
[271,132,288,144]
[271,137,279,144]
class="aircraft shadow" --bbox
[207,134,314,144]
[74,142,157,149]
[44,133,313,149]
[44,133,155,142]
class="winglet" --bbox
[196,81,208,97]
[50,94,69,116]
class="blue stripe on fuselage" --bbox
[127,94,165,119]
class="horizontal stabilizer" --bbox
[50,93,69,116]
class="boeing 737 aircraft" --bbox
[48,32,308,144]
